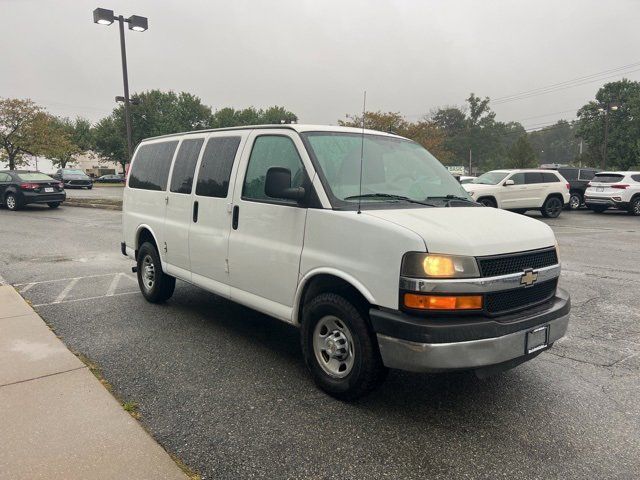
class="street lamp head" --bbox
[611,105,619,111]
[598,107,605,112]
[128,15,148,32]
[93,8,115,25]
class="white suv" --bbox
[122,125,570,399]
[584,171,640,215]
[463,169,570,218]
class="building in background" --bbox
[1,152,121,177]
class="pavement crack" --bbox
[0,365,87,389]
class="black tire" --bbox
[590,205,607,213]
[48,202,61,209]
[5,193,22,211]
[136,242,175,303]
[87,185,93,190]
[301,293,387,401]
[541,196,563,218]
[628,197,640,216]
[568,192,582,210]
[478,197,497,208]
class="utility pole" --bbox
[598,102,619,170]
[468,148,472,175]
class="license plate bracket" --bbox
[596,187,604,192]
[44,187,54,193]
[526,325,549,354]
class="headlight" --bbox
[466,191,474,196]
[401,253,480,278]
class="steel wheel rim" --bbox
[546,198,562,216]
[313,315,355,378]
[569,195,580,209]
[6,196,15,209]
[141,254,155,291]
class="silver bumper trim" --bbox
[399,264,561,294]
[377,313,569,372]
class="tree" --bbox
[210,106,297,128]
[507,135,538,168]
[338,111,408,133]
[576,79,640,170]
[0,98,55,170]
[528,120,580,166]
[47,117,94,169]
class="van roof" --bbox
[142,124,406,142]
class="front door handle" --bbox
[232,205,239,230]
[193,201,199,223]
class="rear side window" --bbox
[242,136,305,203]
[0,173,11,182]
[170,138,204,194]
[631,174,640,182]
[558,168,577,180]
[593,174,624,183]
[542,172,560,183]
[195,136,241,198]
[129,141,179,191]
[525,172,544,184]
[579,169,596,180]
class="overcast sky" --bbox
[2,0,639,130]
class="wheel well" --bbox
[477,195,497,205]
[297,274,370,325]
[544,193,564,204]
[136,228,157,256]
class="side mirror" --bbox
[504,179,515,186]
[265,167,305,201]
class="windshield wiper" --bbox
[344,193,436,207]
[426,195,478,204]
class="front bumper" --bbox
[371,288,570,372]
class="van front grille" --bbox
[477,248,558,277]
[485,279,557,315]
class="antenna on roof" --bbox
[357,91,366,215]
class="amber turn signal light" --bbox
[404,293,483,310]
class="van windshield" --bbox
[471,171,509,185]
[301,132,470,207]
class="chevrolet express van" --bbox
[122,125,570,400]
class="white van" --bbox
[122,125,570,399]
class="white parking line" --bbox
[53,278,80,304]
[33,290,139,308]
[13,272,124,287]
[105,273,122,296]
[19,283,36,293]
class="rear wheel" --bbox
[5,193,22,211]
[301,293,387,401]
[47,202,60,209]
[628,197,640,216]
[136,242,175,303]
[568,193,582,210]
[478,197,497,208]
[541,196,563,218]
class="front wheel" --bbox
[136,242,175,303]
[48,202,60,209]
[301,293,387,401]
[541,196,563,218]
[628,197,640,216]
[568,193,582,210]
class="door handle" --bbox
[232,205,239,230]
[193,201,199,223]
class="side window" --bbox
[509,173,525,185]
[170,138,204,194]
[559,168,578,180]
[542,172,560,183]
[631,174,640,182]
[242,136,305,203]
[195,136,241,198]
[579,169,596,181]
[129,141,179,191]
[0,173,10,182]
[525,172,544,184]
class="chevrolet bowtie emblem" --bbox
[520,268,538,287]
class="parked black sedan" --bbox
[53,168,93,189]
[0,171,66,210]
[95,174,125,183]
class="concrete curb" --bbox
[0,285,189,479]
[63,200,122,211]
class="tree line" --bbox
[2,80,639,173]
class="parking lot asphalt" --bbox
[0,205,638,480]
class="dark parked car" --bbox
[0,170,66,210]
[53,168,93,189]
[543,167,599,209]
[95,174,125,183]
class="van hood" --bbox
[364,207,556,257]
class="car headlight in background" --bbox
[401,253,480,278]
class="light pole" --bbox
[93,8,148,164]
[597,102,619,170]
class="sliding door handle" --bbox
[232,205,239,230]
[193,201,199,223]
